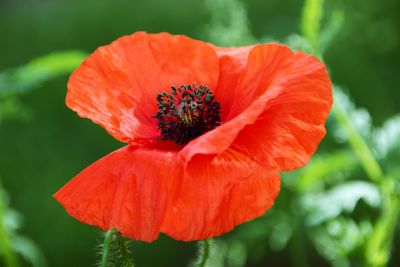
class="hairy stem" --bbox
[116,232,135,267]
[100,228,117,267]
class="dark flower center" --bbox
[153,84,221,145]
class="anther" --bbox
[152,83,221,145]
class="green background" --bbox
[0,0,399,266]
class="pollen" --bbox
[153,84,221,145]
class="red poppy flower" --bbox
[54,32,332,242]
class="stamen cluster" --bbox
[153,84,221,145]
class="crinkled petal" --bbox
[232,51,332,171]
[54,145,182,242]
[162,148,280,241]
[212,46,253,121]
[179,44,293,161]
[179,44,332,170]
[54,146,280,242]
[67,32,219,143]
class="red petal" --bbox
[179,44,294,162]
[232,51,332,171]
[54,145,182,242]
[212,46,253,121]
[66,32,219,143]
[161,148,280,241]
[54,146,280,242]
[180,44,332,169]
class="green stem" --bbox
[365,178,400,267]
[332,96,400,267]
[0,182,19,267]
[198,239,211,267]
[301,0,324,56]
[300,0,399,266]
[332,103,384,183]
[331,64,399,267]
[116,232,135,267]
[100,228,117,267]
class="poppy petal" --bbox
[179,44,294,161]
[54,145,182,242]
[212,46,253,121]
[180,44,331,169]
[66,32,219,143]
[161,148,280,241]
[232,51,332,171]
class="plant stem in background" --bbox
[366,178,400,267]
[301,0,384,183]
[0,182,19,267]
[332,103,384,183]
[333,100,400,267]
[301,0,399,266]
[301,0,324,58]
[100,228,117,267]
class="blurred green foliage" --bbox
[0,182,46,267]
[0,51,86,125]
[0,0,399,266]
[0,51,87,97]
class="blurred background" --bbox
[0,0,399,266]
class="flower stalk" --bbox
[333,100,400,267]
[99,229,135,267]
[332,103,384,183]
[115,232,135,267]
[365,177,400,267]
[100,228,117,267]
[197,239,211,267]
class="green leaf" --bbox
[0,98,31,125]
[284,34,313,54]
[0,50,87,98]
[303,181,381,225]
[373,115,400,159]
[4,209,23,233]
[296,150,358,192]
[333,88,373,142]
[203,0,256,46]
[310,217,373,266]
[12,236,47,267]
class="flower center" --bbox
[153,84,221,145]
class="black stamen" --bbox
[152,83,221,145]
